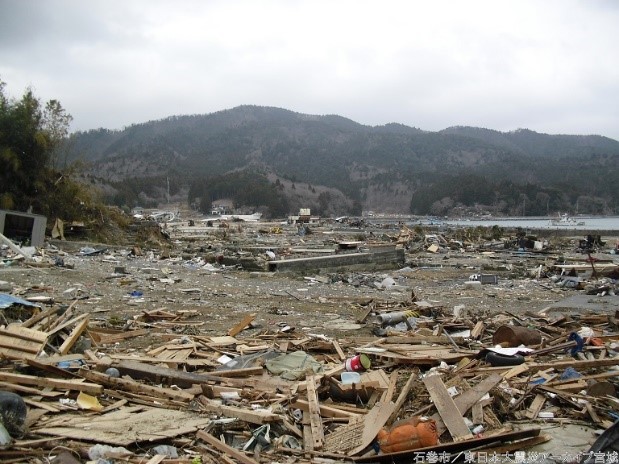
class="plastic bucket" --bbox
[344,354,371,372]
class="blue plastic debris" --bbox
[0,293,40,309]
[559,366,581,380]
[568,332,584,356]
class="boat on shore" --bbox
[549,214,585,227]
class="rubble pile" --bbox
[0,220,618,463]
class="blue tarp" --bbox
[0,293,40,309]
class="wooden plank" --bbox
[381,370,399,403]
[361,369,390,389]
[89,328,150,345]
[332,340,346,360]
[21,305,64,329]
[472,401,484,424]
[471,321,485,339]
[387,371,416,424]
[0,326,47,360]
[32,353,84,365]
[196,430,259,464]
[423,374,473,442]
[0,381,64,397]
[23,398,61,412]
[366,390,382,408]
[211,367,264,378]
[502,362,530,379]
[197,397,282,424]
[58,316,90,355]
[432,373,503,436]
[473,434,551,455]
[25,358,80,378]
[291,399,361,418]
[475,357,619,374]
[227,313,256,337]
[548,369,619,386]
[78,368,193,402]
[357,347,476,366]
[0,339,40,354]
[554,379,588,392]
[0,372,102,395]
[524,394,546,420]
[115,359,292,394]
[586,402,602,424]
[282,418,304,438]
[0,326,47,342]
[46,313,89,337]
[302,410,314,452]
[203,335,239,346]
[306,375,324,450]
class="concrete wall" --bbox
[267,248,405,273]
[0,210,47,247]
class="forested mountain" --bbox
[67,105,619,218]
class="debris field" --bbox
[1,218,619,463]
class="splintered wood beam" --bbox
[431,372,503,436]
[306,375,324,450]
[227,313,256,337]
[197,430,259,464]
[290,399,361,418]
[0,326,48,360]
[381,370,399,404]
[471,321,485,339]
[302,410,314,452]
[78,368,193,402]
[332,340,346,360]
[21,304,64,328]
[0,372,102,395]
[423,374,474,442]
[524,394,546,420]
[387,370,416,424]
[58,316,90,355]
[197,397,282,425]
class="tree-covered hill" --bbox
[66,105,619,217]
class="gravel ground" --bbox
[2,222,611,350]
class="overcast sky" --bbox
[1,0,618,140]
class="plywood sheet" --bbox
[35,406,211,445]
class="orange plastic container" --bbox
[377,416,438,453]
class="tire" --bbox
[485,351,525,367]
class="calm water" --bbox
[438,216,619,231]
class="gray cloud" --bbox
[1,0,617,140]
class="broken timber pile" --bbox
[0,294,618,463]
[2,220,619,463]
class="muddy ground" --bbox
[2,220,615,350]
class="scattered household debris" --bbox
[0,216,618,463]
